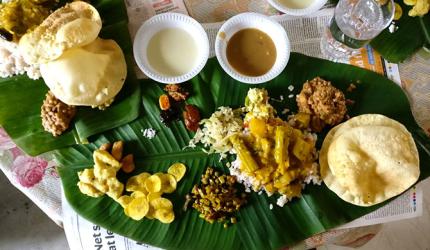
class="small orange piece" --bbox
[159,94,171,111]
[121,154,135,173]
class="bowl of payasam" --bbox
[267,0,328,16]
[133,13,209,84]
[215,12,290,84]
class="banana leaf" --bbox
[370,1,430,63]
[57,54,430,250]
[0,0,141,156]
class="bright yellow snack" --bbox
[155,208,175,224]
[126,172,150,193]
[404,0,417,5]
[147,192,162,202]
[150,197,173,210]
[394,3,403,20]
[167,163,187,182]
[145,175,163,193]
[116,195,132,208]
[77,182,104,198]
[131,191,147,199]
[77,168,96,184]
[160,173,177,194]
[124,197,149,221]
[78,148,182,223]
[407,0,430,16]
[106,177,124,199]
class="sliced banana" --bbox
[160,173,177,194]
[145,175,162,193]
[167,163,187,182]
[126,172,150,193]
[155,208,175,224]
[116,195,132,208]
[124,197,149,221]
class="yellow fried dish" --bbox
[168,163,187,181]
[320,114,420,206]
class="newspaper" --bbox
[62,1,424,249]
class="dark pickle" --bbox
[160,106,180,126]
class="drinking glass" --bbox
[320,0,395,62]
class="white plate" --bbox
[133,13,209,84]
[267,0,328,16]
[215,12,290,84]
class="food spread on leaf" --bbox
[77,140,186,223]
[191,88,322,206]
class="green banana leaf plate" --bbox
[57,53,430,250]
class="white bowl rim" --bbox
[214,12,290,84]
[267,0,328,16]
[133,13,210,84]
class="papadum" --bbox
[40,38,127,106]
[319,114,419,206]
[19,1,101,64]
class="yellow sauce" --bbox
[147,28,198,76]
[226,28,276,77]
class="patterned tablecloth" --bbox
[0,1,429,248]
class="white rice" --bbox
[0,39,40,80]
[141,128,157,139]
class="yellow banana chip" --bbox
[94,150,121,169]
[160,173,177,194]
[394,3,403,20]
[167,163,187,182]
[106,177,124,199]
[77,182,104,197]
[150,197,173,210]
[126,172,150,193]
[124,197,149,221]
[145,175,162,193]
[146,207,155,220]
[147,192,162,202]
[155,208,175,224]
[131,191,147,199]
[116,195,132,208]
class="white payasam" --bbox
[320,114,420,207]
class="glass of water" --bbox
[321,0,395,62]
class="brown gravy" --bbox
[226,28,276,77]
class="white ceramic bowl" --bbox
[267,0,328,16]
[133,13,209,84]
[215,12,290,84]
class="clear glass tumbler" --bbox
[320,0,395,62]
